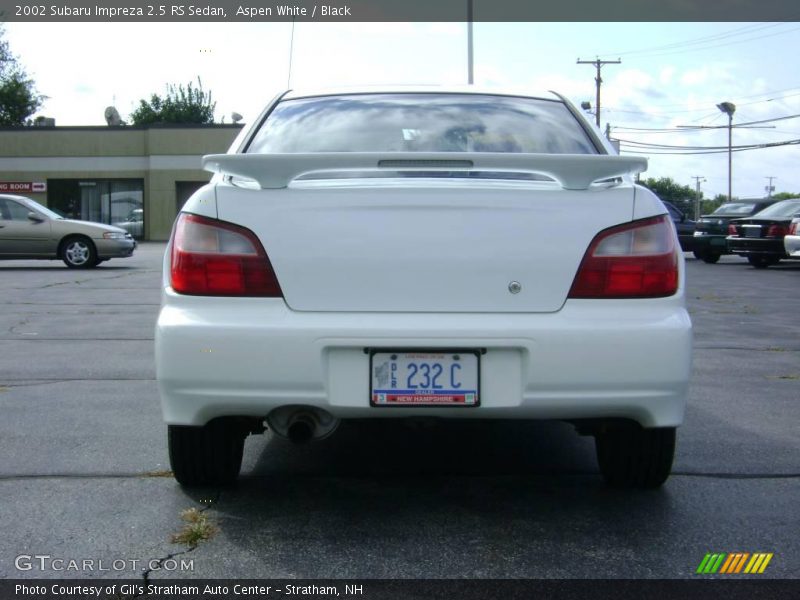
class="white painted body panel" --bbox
[785,219,800,256]
[156,293,691,428]
[215,179,640,313]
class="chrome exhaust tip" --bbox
[266,406,339,443]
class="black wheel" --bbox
[168,421,246,487]
[595,425,676,489]
[747,255,776,269]
[61,236,98,268]
[693,249,721,264]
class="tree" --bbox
[771,192,800,200]
[130,79,216,125]
[700,194,728,215]
[0,27,44,126]
[640,177,698,215]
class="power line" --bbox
[598,23,800,61]
[617,137,800,150]
[603,90,800,118]
[596,23,789,58]
[610,113,800,134]
[733,113,800,127]
[617,138,800,155]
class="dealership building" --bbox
[0,123,243,241]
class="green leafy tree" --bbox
[130,79,216,125]
[0,27,44,126]
[700,194,728,215]
[771,192,800,200]
[640,177,698,215]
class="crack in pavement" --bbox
[8,317,34,336]
[20,270,160,291]
[0,379,156,388]
[693,345,800,351]
[2,302,160,306]
[0,337,155,341]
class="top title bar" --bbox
[1,0,799,22]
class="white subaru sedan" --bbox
[156,88,692,489]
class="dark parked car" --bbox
[662,200,696,252]
[692,200,779,263]
[726,198,800,268]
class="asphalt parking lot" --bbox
[0,244,798,581]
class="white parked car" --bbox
[785,217,800,257]
[113,208,144,239]
[156,88,692,489]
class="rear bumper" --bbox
[727,236,786,257]
[156,293,693,429]
[692,232,729,251]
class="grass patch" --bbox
[171,508,218,548]
[141,470,174,478]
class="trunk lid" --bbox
[215,177,637,313]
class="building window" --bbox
[47,179,144,240]
[175,181,206,213]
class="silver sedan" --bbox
[0,194,136,268]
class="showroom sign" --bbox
[0,182,46,193]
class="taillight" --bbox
[790,221,799,235]
[766,224,789,237]
[727,223,738,235]
[170,213,283,297]
[568,215,678,299]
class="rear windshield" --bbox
[711,202,758,215]
[247,93,598,155]
[753,199,800,219]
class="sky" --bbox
[5,21,800,201]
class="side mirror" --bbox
[28,212,45,223]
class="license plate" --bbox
[742,225,762,238]
[370,350,480,407]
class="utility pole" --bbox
[467,0,473,84]
[577,57,621,128]
[691,176,706,220]
[765,176,776,198]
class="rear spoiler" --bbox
[202,152,647,191]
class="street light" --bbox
[716,101,736,201]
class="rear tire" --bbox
[168,421,246,487]
[595,425,676,489]
[693,249,721,264]
[747,255,778,269]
